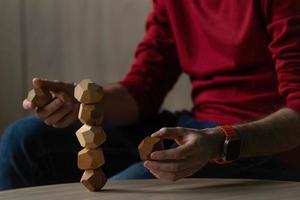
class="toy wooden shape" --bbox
[78,148,105,170]
[138,136,163,161]
[76,125,107,149]
[80,168,107,192]
[52,91,71,103]
[74,79,104,104]
[78,103,104,125]
[27,88,52,107]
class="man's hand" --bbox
[144,127,224,182]
[23,78,80,128]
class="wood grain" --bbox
[0,179,300,200]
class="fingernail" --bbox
[32,78,44,87]
[151,132,159,137]
[33,77,44,82]
[150,153,156,160]
[32,78,39,85]
[144,161,149,168]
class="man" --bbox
[1,0,300,190]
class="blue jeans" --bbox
[0,111,298,190]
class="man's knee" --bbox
[0,116,46,159]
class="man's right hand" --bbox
[23,78,80,128]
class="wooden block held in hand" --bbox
[78,148,105,170]
[27,88,52,107]
[80,168,107,192]
[78,103,104,125]
[76,125,107,149]
[138,136,163,161]
[74,79,104,104]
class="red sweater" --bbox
[120,0,300,167]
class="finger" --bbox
[151,127,185,139]
[44,103,73,126]
[149,166,199,182]
[53,103,79,128]
[36,98,63,119]
[33,78,74,93]
[145,153,207,173]
[150,143,195,160]
[144,159,192,173]
[23,99,36,110]
[149,169,181,182]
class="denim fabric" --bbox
[0,111,298,190]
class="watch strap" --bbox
[218,125,237,139]
[214,125,238,164]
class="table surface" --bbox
[0,178,300,200]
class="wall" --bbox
[0,0,25,134]
[0,0,192,134]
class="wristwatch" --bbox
[215,125,241,163]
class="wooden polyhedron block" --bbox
[78,148,105,170]
[76,125,107,149]
[80,168,107,192]
[138,136,163,161]
[27,88,52,107]
[78,103,104,126]
[74,79,104,104]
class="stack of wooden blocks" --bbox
[27,81,162,192]
[74,79,107,192]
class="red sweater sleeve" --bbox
[265,0,300,113]
[119,0,181,119]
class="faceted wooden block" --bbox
[78,103,104,126]
[27,88,52,107]
[76,125,107,149]
[74,79,104,104]
[80,168,107,192]
[138,136,163,161]
[78,148,105,170]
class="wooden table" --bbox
[1,178,300,200]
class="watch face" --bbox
[224,138,241,161]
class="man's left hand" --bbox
[144,127,224,181]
